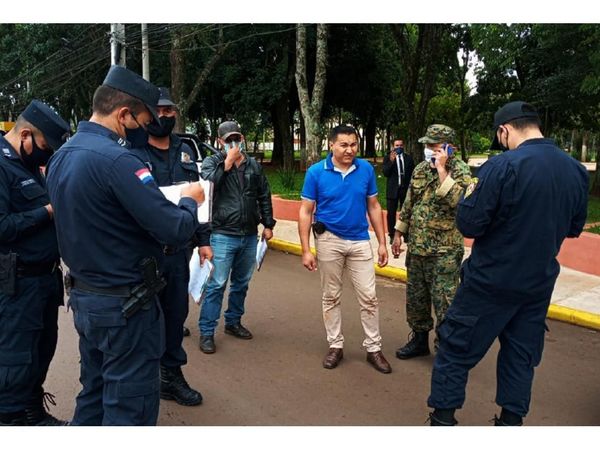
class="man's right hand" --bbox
[45,204,53,219]
[224,143,242,170]
[391,233,404,258]
[180,182,205,204]
[389,150,397,161]
[302,251,317,271]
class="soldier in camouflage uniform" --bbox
[391,124,471,359]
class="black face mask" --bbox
[124,113,150,149]
[20,134,52,171]
[147,116,176,138]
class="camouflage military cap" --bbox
[417,124,456,144]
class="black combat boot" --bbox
[396,331,430,359]
[429,408,458,426]
[160,365,203,406]
[0,410,27,426]
[493,408,523,426]
[24,392,69,426]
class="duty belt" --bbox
[71,278,132,297]
[16,260,59,277]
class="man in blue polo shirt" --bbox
[298,125,391,374]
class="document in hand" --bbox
[159,179,213,223]
[188,250,214,304]
[256,237,268,271]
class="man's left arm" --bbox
[567,169,589,238]
[256,165,276,240]
[367,195,388,268]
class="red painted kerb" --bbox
[272,196,600,277]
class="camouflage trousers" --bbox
[405,251,463,333]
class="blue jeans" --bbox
[198,233,257,336]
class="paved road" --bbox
[46,251,600,425]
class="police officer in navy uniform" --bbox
[0,100,70,426]
[131,87,211,407]
[46,66,205,426]
[427,101,589,426]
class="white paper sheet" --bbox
[256,237,268,271]
[159,179,213,223]
[188,251,214,304]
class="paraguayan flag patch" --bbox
[135,168,154,185]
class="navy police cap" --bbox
[157,87,177,107]
[102,65,160,124]
[21,99,70,151]
[490,101,540,150]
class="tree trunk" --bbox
[391,24,447,164]
[295,24,328,168]
[170,30,185,133]
[582,130,589,162]
[271,95,294,168]
[364,118,377,158]
[592,156,600,197]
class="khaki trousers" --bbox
[315,231,382,352]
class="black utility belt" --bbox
[17,260,59,277]
[70,277,132,297]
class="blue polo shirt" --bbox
[301,153,377,241]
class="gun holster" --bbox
[312,221,326,235]
[0,252,17,296]
[121,257,166,319]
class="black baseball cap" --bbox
[490,101,539,150]
[21,100,70,151]
[157,87,177,107]
[218,121,242,140]
[102,65,160,124]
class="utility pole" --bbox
[141,24,150,81]
[110,24,126,67]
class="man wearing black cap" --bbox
[131,87,211,406]
[197,121,276,354]
[427,101,589,426]
[0,100,70,425]
[46,66,205,426]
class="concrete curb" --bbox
[268,238,600,331]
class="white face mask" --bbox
[423,147,435,164]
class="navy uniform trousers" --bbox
[428,282,549,417]
[69,290,165,426]
[0,271,61,413]
[159,248,192,368]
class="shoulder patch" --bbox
[135,168,154,185]
[464,177,479,198]
[20,178,36,187]
[2,147,11,157]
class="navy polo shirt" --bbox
[456,138,588,300]
[46,121,199,288]
[301,153,378,241]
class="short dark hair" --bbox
[507,116,542,130]
[13,116,38,134]
[329,125,358,143]
[92,85,146,116]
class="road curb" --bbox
[267,238,600,331]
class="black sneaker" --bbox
[199,335,216,354]
[224,323,253,340]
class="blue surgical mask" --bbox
[224,140,245,153]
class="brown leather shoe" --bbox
[366,350,392,374]
[322,348,343,369]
